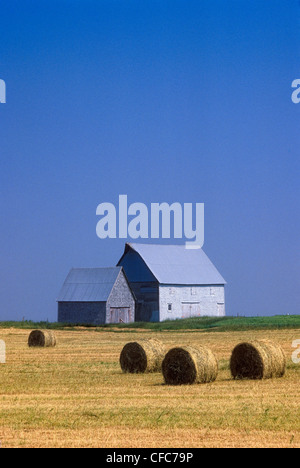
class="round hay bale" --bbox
[28,330,57,348]
[120,338,166,373]
[162,345,218,385]
[230,340,286,380]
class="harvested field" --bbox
[0,327,299,448]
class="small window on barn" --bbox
[168,304,172,312]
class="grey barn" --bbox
[117,243,226,322]
[57,267,135,325]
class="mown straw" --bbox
[230,340,286,380]
[28,330,57,348]
[120,338,166,373]
[162,345,218,385]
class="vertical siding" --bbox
[127,282,159,322]
[58,302,106,325]
[118,249,157,282]
[106,270,136,323]
[159,285,225,322]
[118,249,159,322]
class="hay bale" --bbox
[28,330,56,348]
[162,345,218,385]
[120,338,166,373]
[230,340,286,380]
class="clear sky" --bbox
[0,0,299,321]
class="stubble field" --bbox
[0,327,299,448]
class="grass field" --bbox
[1,314,300,331]
[0,325,299,448]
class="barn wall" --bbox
[118,250,159,322]
[58,302,106,325]
[159,285,225,322]
[128,282,159,322]
[106,271,136,323]
[118,249,157,282]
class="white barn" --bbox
[117,243,226,322]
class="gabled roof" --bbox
[118,243,226,285]
[57,267,122,302]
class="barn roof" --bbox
[57,267,122,302]
[118,243,226,285]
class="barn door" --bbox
[110,307,130,324]
[119,308,129,323]
[182,303,200,318]
[217,303,225,316]
[182,303,191,318]
[110,308,118,323]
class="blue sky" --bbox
[0,0,299,321]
